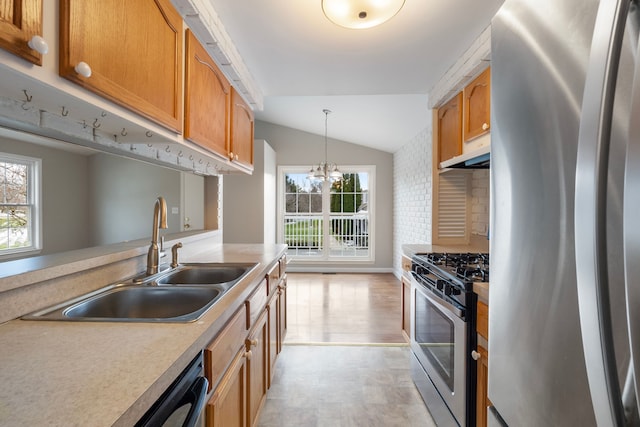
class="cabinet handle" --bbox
[482,122,490,131]
[75,61,92,78]
[28,35,49,55]
[244,350,252,360]
[471,350,481,361]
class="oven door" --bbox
[410,275,467,426]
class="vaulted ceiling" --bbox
[209,0,505,152]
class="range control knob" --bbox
[450,287,462,296]
[436,280,446,290]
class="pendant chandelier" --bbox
[308,109,342,182]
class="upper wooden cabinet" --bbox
[0,0,43,65]
[230,87,254,170]
[59,0,183,133]
[184,29,230,158]
[437,92,463,164]
[463,67,491,142]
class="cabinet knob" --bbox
[28,35,49,55]
[471,350,481,361]
[229,152,234,160]
[482,122,490,131]
[75,61,92,78]
[244,350,252,360]
[248,339,258,347]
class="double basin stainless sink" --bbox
[23,263,258,323]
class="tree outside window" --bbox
[0,154,40,255]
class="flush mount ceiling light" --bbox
[322,0,405,29]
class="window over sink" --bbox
[0,153,41,258]
[277,166,374,262]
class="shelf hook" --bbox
[145,131,153,138]
[22,90,32,103]
[121,128,127,137]
[92,118,101,129]
[61,106,69,117]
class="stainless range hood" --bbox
[439,144,490,169]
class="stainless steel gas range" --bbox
[409,252,489,427]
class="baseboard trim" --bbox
[286,267,395,274]
[283,342,409,347]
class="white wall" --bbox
[223,140,276,244]
[254,121,394,271]
[392,124,433,277]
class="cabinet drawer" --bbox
[246,279,268,328]
[477,301,489,340]
[205,306,247,391]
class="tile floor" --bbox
[257,273,436,427]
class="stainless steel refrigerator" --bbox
[490,0,640,425]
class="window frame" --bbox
[0,152,42,259]
[277,165,375,263]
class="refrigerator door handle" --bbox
[575,0,630,425]
[624,0,640,419]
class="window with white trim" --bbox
[0,153,41,256]
[278,165,374,262]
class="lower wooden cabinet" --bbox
[246,310,268,427]
[205,256,288,427]
[476,345,490,427]
[277,276,287,352]
[206,348,247,427]
[401,275,411,342]
[267,291,278,388]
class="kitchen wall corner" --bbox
[393,123,433,278]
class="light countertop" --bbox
[0,243,286,427]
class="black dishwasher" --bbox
[135,351,208,427]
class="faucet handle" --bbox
[171,242,183,269]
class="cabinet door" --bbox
[267,291,278,388]
[437,92,462,164]
[59,0,183,132]
[476,345,490,427]
[401,275,411,342]
[185,29,230,158]
[0,0,43,65]
[229,87,254,170]
[277,276,287,351]
[463,67,491,141]
[205,306,247,392]
[206,348,247,427]
[246,309,267,427]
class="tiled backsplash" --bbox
[471,169,490,236]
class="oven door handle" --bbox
[411,274,464,319]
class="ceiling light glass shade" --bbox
[322,0,405,29]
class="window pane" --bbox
[0,206,31,249]
[310,193,322,213]
[5,163,28,204]
[285,194,297,213]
